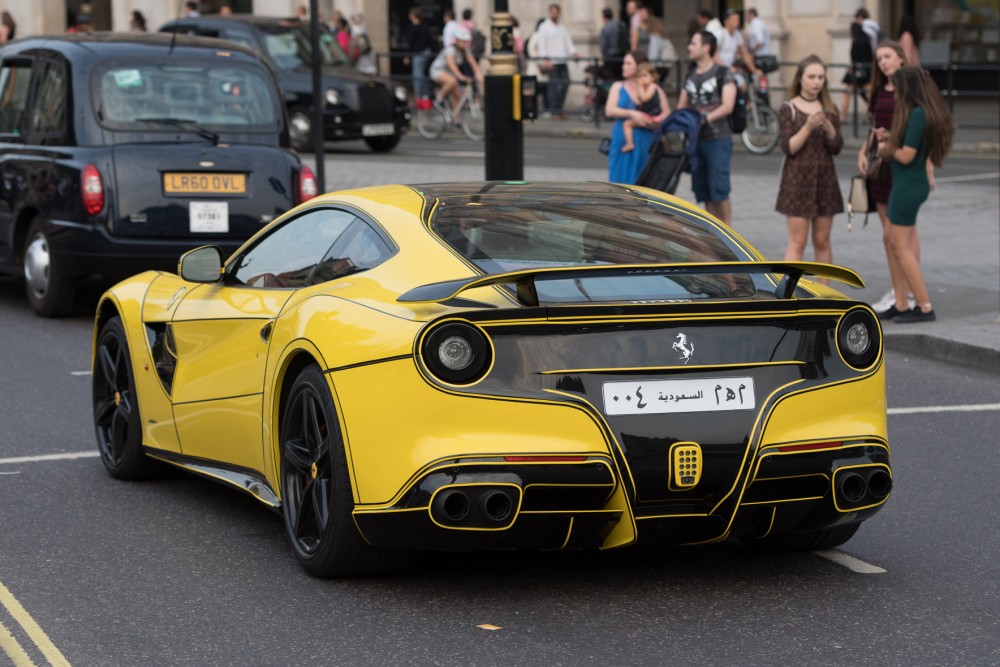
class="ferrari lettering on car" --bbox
[92,182,891,578]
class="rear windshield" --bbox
[429,194,757,302]
[261,24,351,70]
[93,60,281,131]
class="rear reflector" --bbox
[297,164,318,204]
[776,441,842,452]
[503,456,587,462]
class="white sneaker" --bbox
[872,289,895,313]
[872,288,916,313]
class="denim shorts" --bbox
[691,137,733,204]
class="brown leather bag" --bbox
[864,129,889,181]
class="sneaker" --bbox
[877,305,906,321]
[432,98,448,112]
[871,289,895,313]
[894,306,936,324]
[872,289,917,314]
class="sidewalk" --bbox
[313,106,1000,373]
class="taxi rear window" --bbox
[93,60,280,131]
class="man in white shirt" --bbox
[746,8,772,56]
[716,10,759,75]
[442,9,460,47]
[697,10,724,41]
[535,3,578,119]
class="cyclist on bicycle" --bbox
[429,27,483,120]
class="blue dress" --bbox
[608,85,654,185]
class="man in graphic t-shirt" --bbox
[676,30,737,226]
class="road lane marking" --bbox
[812,550,886,574]
[0,452,99,466]
[0,620,36,667]
[0,582,70,667]
[888,403,1000,415]
[69,371,91,376]
[935,171,1000,184]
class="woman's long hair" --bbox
[867,40,907,114]
[788,54,837,115]
[889,66,954,167]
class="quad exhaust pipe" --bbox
[431,486,519,527]
[834,467,892,507]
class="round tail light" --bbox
[421,322,492,385]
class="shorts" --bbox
[692,137,732,204]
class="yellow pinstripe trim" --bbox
[559,518,575,549]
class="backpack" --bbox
[716,67,747,134]
[470,28,487,59]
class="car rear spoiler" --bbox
[397,261,864,307]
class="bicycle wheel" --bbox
[742,104,779,154]
[415,105,447,140]
[461,97,485,141]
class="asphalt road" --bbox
[1,135,999,666]
[1,275,999,665]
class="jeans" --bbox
[412,50,432,99]
[547,63,569,113]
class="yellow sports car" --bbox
[93,182,890,577]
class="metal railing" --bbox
[376,51,999,138]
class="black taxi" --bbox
[160,16,411,153]
[0,33,317,317]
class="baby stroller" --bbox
[636,108,701,195]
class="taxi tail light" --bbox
[296,164,318,204]
[81,164,104,215]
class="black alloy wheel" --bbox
[93,316,156,479]
[280,365,407,577]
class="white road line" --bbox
[812,549,886,574]
[935,171,1000,184]
[69,371,91,376]
[0,452,99,466]
[888,403,1000,415]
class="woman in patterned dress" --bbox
[775,55,843,274]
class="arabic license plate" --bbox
[189,201,229,233]
[602,377,755,416]
[164,173,246,194]
[362,123,395,137]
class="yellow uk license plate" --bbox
[163,173,246,194]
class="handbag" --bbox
[847,175,872,231]
[864,129,889,181]
[598,136,611,155]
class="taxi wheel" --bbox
[364,134,402,153]
[93,316,157,480]
[280,365,408,577]
[22,217,75,318]
[743,523,861,551]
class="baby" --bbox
[622,62,664,153]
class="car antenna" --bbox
[169,0,184,54]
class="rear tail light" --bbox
[757,74,769,93]
[81,164,104,215]
[296,164,318,204]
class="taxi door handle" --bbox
[260,321,274,343]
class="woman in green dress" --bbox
[875,66,954,323]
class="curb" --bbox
[883,333,1000,374]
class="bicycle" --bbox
[415,82,484,141]
[740,69,780,154]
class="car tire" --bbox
[363,133,402,153]
[23,217,75,318]
[93,316,158,480]
[280,365,409,577]
[743,523,861,551]
[288,107,313,153]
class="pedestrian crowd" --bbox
[596,6,953,323]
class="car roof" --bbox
[163,15,309,30]
[4,32,264,63]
